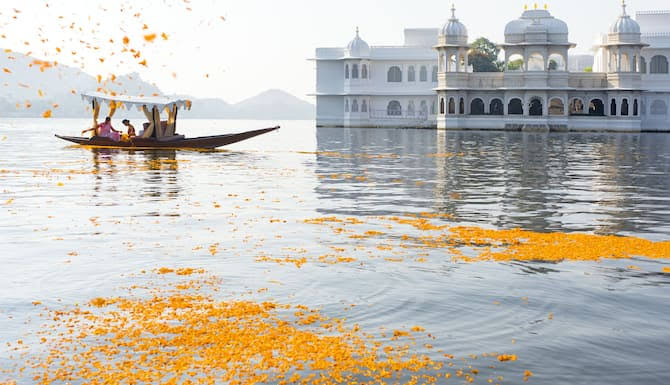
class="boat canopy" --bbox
[81,91,192,111]
[81,91,192,139]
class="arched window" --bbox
[449,54,457,72]
[508,98,523,115]
[352,64,359,79]
[351,99,359,112]
[651,100,668,115]
[529,97,543,116]
[448,98,455,114]
[621,54,631,72]
[361,64,368,79]
[361,100,368,113]
[621,98,629,116]
[589,99,605,116]
[569,98,584,115]
[387,100,402,116]
[440,98,445,115]
[407,100,415,116]
[507,54,524,71]
[528,53,545,71]
[470,98,485,115]
[650,55,669,74]
[432,66,438,82]
[490,99,504,115]
[344,99,349,112]
[420,66,427,82]
[610,99,617,116]
[408,66,416,82]
[549,98,564,115]
[345,64,349,79]
[420,100,428,116]
[387,66,402,82]
[547,54,566,71]
[640,57,647,74]
[633,99,638,116]
[431,100,437,115]
[459,97,465,114]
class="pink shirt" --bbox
[98,122,120,141]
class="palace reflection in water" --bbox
[314,127,670,239]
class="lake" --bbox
[1,118,669,384]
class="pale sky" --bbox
[1,0,668,103]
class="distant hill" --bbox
[186,91,315,119]
[185,98,233,119]
[0,51,314,119]
[231,89,315,120]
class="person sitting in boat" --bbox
[81,117,121,141]
[122,119,136,137]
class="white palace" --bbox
[311,2,670,131]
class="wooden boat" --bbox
[56,92,279,149]
[55,127,279,150]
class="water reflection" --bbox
[315,128,670,238]
[90,148,121,201]
[88,148,182,207]
[1,120,669,385]
[140,149,181,202]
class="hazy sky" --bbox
[1,0,668,103]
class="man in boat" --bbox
[122,119,136,137]
[81,117,121,141]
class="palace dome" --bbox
[346,28,370,58]
[610,16,640,34]
[504,8,569,44]
[439,5,468,45]
[609,2,640,35]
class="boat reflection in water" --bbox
[88,148,182,209]
[314,127,670,239]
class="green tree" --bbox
[583,66,593,73]
[507,59,524,71]
[468,37,503,72]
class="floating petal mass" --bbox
[9,269,524,384]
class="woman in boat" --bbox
[82,117,121,141]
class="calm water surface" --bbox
[1,119,670,384]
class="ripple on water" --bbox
[1,121,670,384]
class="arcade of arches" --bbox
[435,95,642,117]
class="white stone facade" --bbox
[312,2,670,132]
[312,28,439,128]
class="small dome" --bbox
[438,5,468,46]
[441,5,468,37]
[346,28,370,58]
[609,1,640,34]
